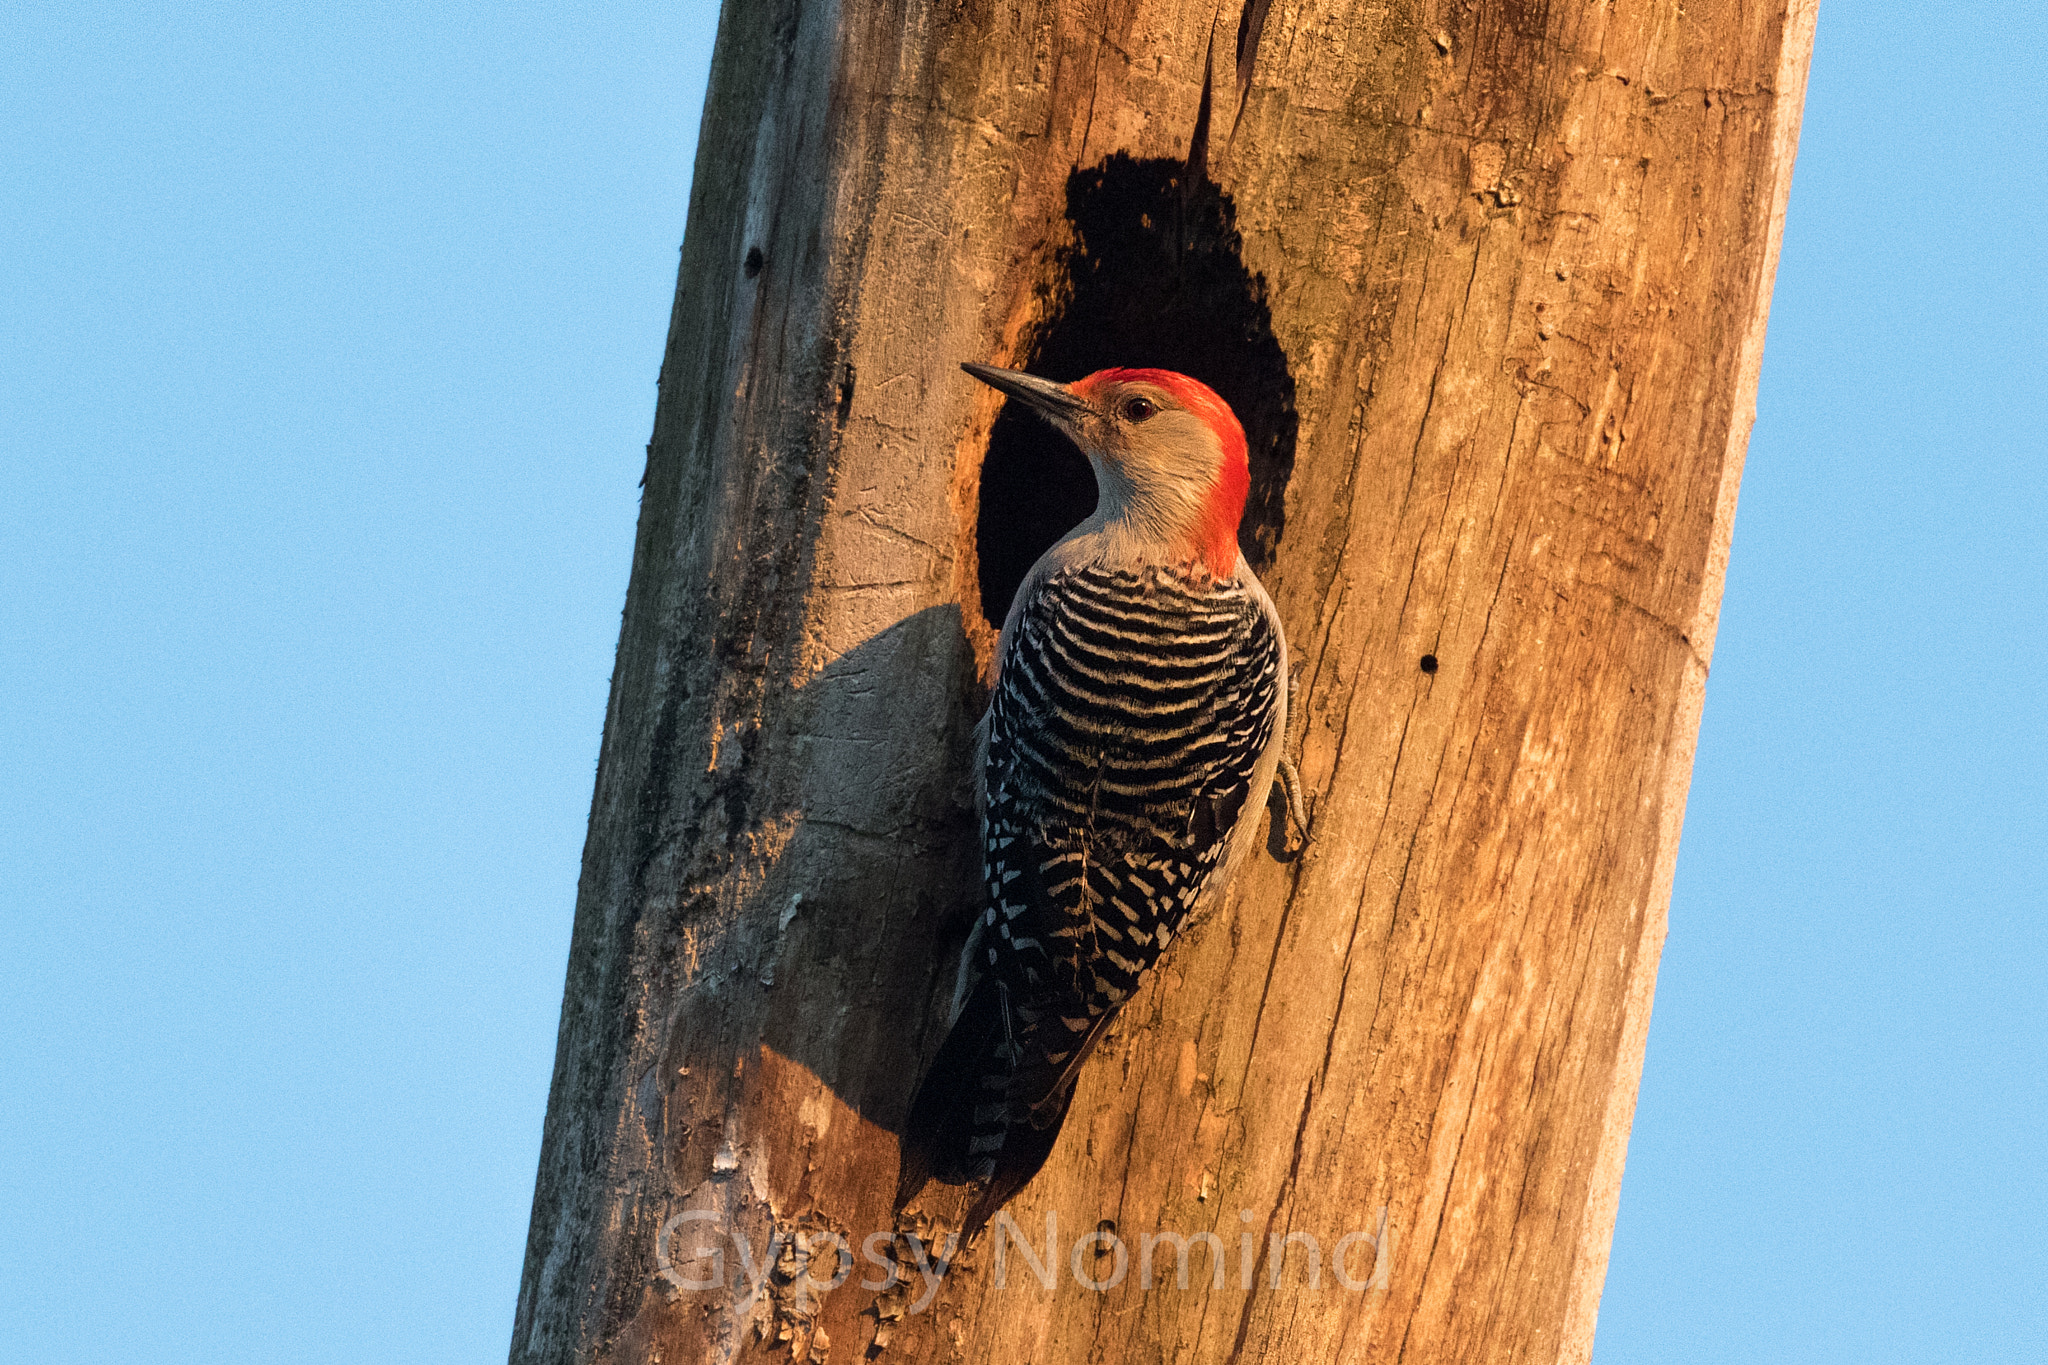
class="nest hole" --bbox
[974,154,1298,632]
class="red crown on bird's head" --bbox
[1072,367,1250,577]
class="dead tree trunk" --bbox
[511,1,1814,1361]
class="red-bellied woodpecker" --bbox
[896,362,1307,1236]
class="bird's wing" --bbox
[905,563,1281,1206]
[983,563,1282,1107]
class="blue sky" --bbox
[2,4,2041,1361]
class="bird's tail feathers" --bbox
[896,974,1013,1211]
[899,977,1129,1242]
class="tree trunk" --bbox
[510,1,1815,1361]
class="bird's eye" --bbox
[1121,396,1156,422]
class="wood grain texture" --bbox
[509,1,1816,1361]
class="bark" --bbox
[510,1,1815,1361]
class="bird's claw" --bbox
[1276,756,1317,851]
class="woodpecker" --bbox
[897,361,1302,1236]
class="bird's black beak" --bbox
[961,362,1092,426]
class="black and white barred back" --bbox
[898,561,1282,1231]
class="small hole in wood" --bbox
[743,246,764,278]
[1419,654,1439,674]
[835,364,855,427]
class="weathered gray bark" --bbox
[511,1,1815,1361]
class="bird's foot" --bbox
[1276,756,1317,851]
